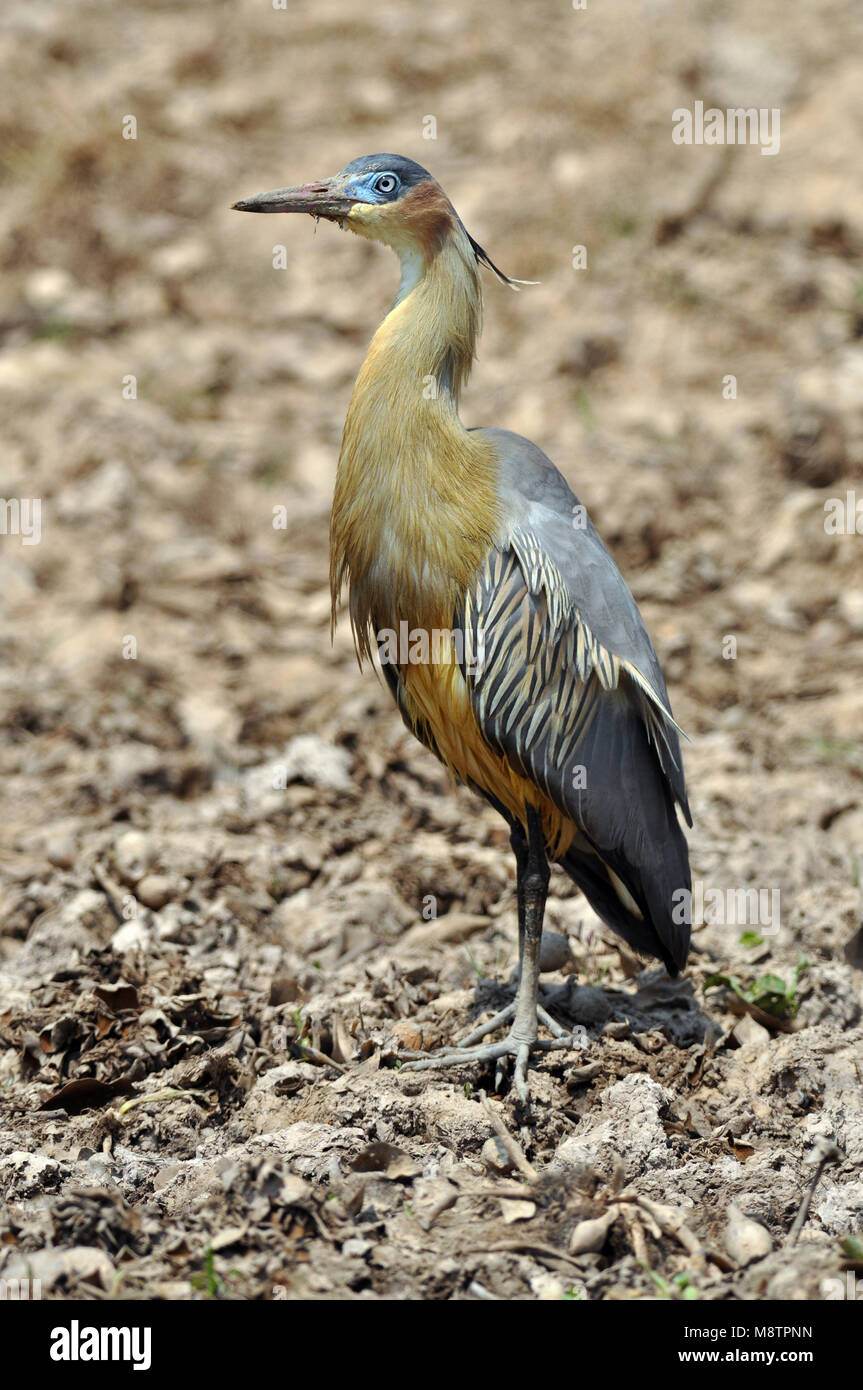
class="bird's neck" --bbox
[330,227,501,654]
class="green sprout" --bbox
[190,1248,226,1300]
[705,955,810,1020]
[647,1269,700,1301]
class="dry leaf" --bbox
[40,1076,135,1114]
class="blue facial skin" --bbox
[342,170,403,205]
[337,154,435,205]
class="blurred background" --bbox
[0,0,861,1300]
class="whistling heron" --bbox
[234,155,692,1102]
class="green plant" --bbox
[705,955,810,1020]
[647,1269,700,1300]
[191,1248,225,1300]
[563,1283,587,1300]
[289,1006,310,1046]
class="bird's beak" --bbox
[231,175,355,221]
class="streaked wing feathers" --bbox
[459,536,691,970]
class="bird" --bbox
[233,154,692,1103]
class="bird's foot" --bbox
[457,997,571,1046]
[399,1012,576,1105]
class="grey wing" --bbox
[462,427,692,971]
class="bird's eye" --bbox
[373,173,399,195]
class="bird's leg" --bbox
[455,813,569,1049]
[506,803,548,1094]
[400,804,574,1104]
[452,819,535,1068]
[455,823,526,1046]
[511,820,528,980]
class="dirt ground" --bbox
[0,0,861,1303]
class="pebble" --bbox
[47,837,76,869]
[391,1018,424,1051]
[481,1137,515,1173]
[568,985,613,1024]
[136,874,175,910]
[539,930,571,973]
[725,1202,773,1265]
[113,830,156,886]
[569,1210,617,1254]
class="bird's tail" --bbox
[560,828,691,976]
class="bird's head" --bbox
[233,153,517,288]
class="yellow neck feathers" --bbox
[330,217,501,659]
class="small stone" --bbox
[136,874,175,910]
[481,1137,515,1173]
[732,1015,771,1048]
[152,1165,184,1191]
[725,1202,773,1265]
[47,837,76,870]
[113,830,156,886]
[390,1019,424,1052]
[569,1209,617,1254]
[568,985,612,1024]
[539,930,572,973]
